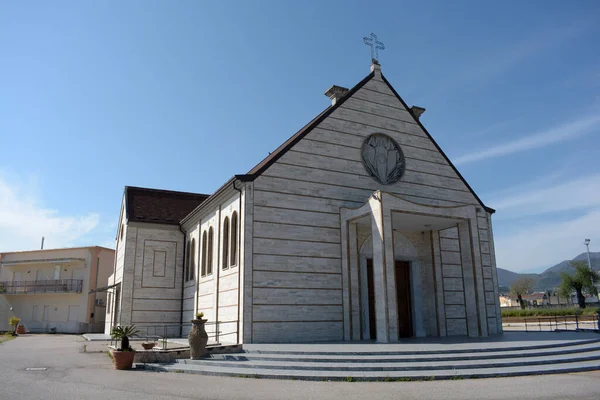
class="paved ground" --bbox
[1,335,600,400]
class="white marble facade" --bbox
[107,62,502,343]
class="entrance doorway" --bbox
[364,259,413,340]
[395,261,412,338]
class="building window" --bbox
[189,238,196,281]
[222,217,229,270]
[184,241,190,282]
[201,231,207,277]
[120,223,124,241]
[207,227,214,275]
[230,211,238,267]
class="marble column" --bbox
[370,195,390,342]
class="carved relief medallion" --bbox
[361,134,406,185]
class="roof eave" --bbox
[180,176,238,226]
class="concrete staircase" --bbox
[140,334,600,381]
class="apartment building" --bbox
[0,246,114,334]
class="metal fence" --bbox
[110,320,239,349]
[502,302,600,310]
[0,279,83,294]
[520,314,600,332]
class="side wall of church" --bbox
[248,68,488,342]
[184,192,242,343]
[105,199,128,334]
[119,223,184,337]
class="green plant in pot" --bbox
[195,312,205,320]
[110,325,140,370]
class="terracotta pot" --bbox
[16,325,26,335]
[112,350,135,370]
[141,343,156,350]
[188,319,209,360]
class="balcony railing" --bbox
[0,279,83,294]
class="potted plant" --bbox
[188,312,209,359]
[110,325,140,370]
[141,341,156,350]
[8,316,20,336]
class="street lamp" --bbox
[585,239,597,305]
[585,239,592,272]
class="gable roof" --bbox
[238,68,495,214]
[124,186,210,225]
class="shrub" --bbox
[501,307,599,318]
[8,316,20,328]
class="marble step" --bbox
[139,358,600,380]
[241,338,600,356]
[205,341,600,363]
[176,350,600,371]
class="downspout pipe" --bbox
[232,180,243,344]
[216,204,222,343]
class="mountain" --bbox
[496,252,600,292]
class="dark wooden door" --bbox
[395,261,412,338]
[366,259,376,340]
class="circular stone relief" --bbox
[361,133,406,185]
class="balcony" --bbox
[0,279,83,295]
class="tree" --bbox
[510,277,534,309]
[558,261,599,309]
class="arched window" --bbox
[230,211,238,267]
[189,238,196,281]
[207,227,214,275]
[222,217,229,270]
[201,231,207,277]
[185,241,191,282]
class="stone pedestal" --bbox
[188,319,209,359]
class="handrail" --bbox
[0,279,83,294]
[110,320,240,349]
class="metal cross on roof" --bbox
[363,33,385,63]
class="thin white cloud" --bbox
[463,118,522,138]
[490,172,600,272]
[0,175,100,252]
[454,113,600,165]
[491,173,600,219]
[495,208,600,273]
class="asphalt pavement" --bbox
[1,334,600,400]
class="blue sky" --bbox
[1,1,599,273]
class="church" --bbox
[103,59,502,343]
